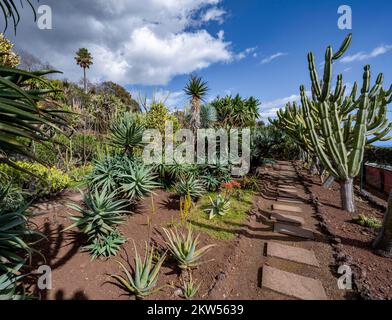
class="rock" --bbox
[174,289,182,297]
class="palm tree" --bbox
[184,75,209,134]
[75,48,93,94]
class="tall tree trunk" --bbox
[189,97,200,135]
[340,178,355,213]
[373,191,392,257]
[83,67,87,94]
[323,175,335,188]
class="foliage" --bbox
[205,194,230,220]
[0,33,20,67]
[120,162,160,202]
[212,94,260,128]
[84,229,126,260]
[188,190,254,240]
[0,66,67,168]
[174,176,205,200]
[111,243,167,298]
[75,48,93,70]
[353,214,382,229]
[184,75,209,133]
[364,146,392,166]
[182,274,201,300]
[0,185,42,273]
[109,112,145,155]
[0,183,25,212]
[89,155,125,193]
[0,161,71,197]
[65,191,128,249]
[0,263,26,300]
[239,175,260,191]
[144,102,179,134]
[199,104,217,128]
[179,193,192,225]
[0,0,37,33]
[162,226,215,269]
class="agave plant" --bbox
[182,274,201,300]
[0,263,26,300]
[109,112,145,155]
[65,190,128,241]
[84,229,126,260]
[0,186,41,273]
[201,173,220,192]
[111,243,167,298]
[205,194,230,220]
[199,104,217,129]
[120,162,159,202]
[174,176,205,200]
[0,66,67,170]
[162,226,216,269]
[89,155,123,193]
[167,162,197,181]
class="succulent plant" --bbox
[182,274,201,300]
[163,226,215,269]
[205,194,230,220]
[174,176,205,200]
[111,243,167,298]
[84,229,126,260]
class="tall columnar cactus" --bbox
[299,34,391,213]
[374,191,392,258]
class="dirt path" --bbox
[209,161,347,300]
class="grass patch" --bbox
[187,190,255,241]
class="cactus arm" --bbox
[332,33,352,60]
[307,52,322,99]
[321,47,333,101]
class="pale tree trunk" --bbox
[189,97,200,135]
[340,178,355,213]
[323,175,335,188]
[373,191,392,258]
[83,67,87,94]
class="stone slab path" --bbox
[274,222,315,240]
[267,242,320,267]
[272,203,303,213]
[270,212,304,226]
[262,266,327,300]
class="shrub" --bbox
[163,226,215,269]
[205,194,230,220]
[353,214,382,229]
[0,162,71,198]
[144,102,180,134]
[65,191,128,258]
[174,176,205,200]
[111,243,167,298]
[109,112,146,155]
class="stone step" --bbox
[274,223,314,240]
[270,212,304,226]
[262,266,327,300]
[278,185,296,190]
[272,203,303,213]
[266,242,320,267]
[276,198,304,205]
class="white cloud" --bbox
[341,44,392,63]
[202,7,226,24]
[261,92,310,120]
[235,47,257,60]
[261,52,288,64]
[12,0,236,86]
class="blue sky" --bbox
[9,0,392,145]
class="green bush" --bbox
[0,162,71,198]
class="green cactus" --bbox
[373,191,392,257]
[298,34,391,213]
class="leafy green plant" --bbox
[174,176,205,200]
[109,112,145,155]
[163,226,215,269]
[0,263,26,300]
[89,155,123,193]
[0,183,25,213]
[111,243,167,299]
[239,175,259,191]
[65,191,128,256]
[353,214,382,229]
[182,274,201,300]
[205,194,230,220]
[120,162,159,202]
[84,229,126,260]
[0,161,71,197]
[201,173,220,192]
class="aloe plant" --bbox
[182,274,201,300]
[163,226,215,269]
[174,176,205,200]
[111,243,167,298]
[205,194,230,220]
[65,190,128,242]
